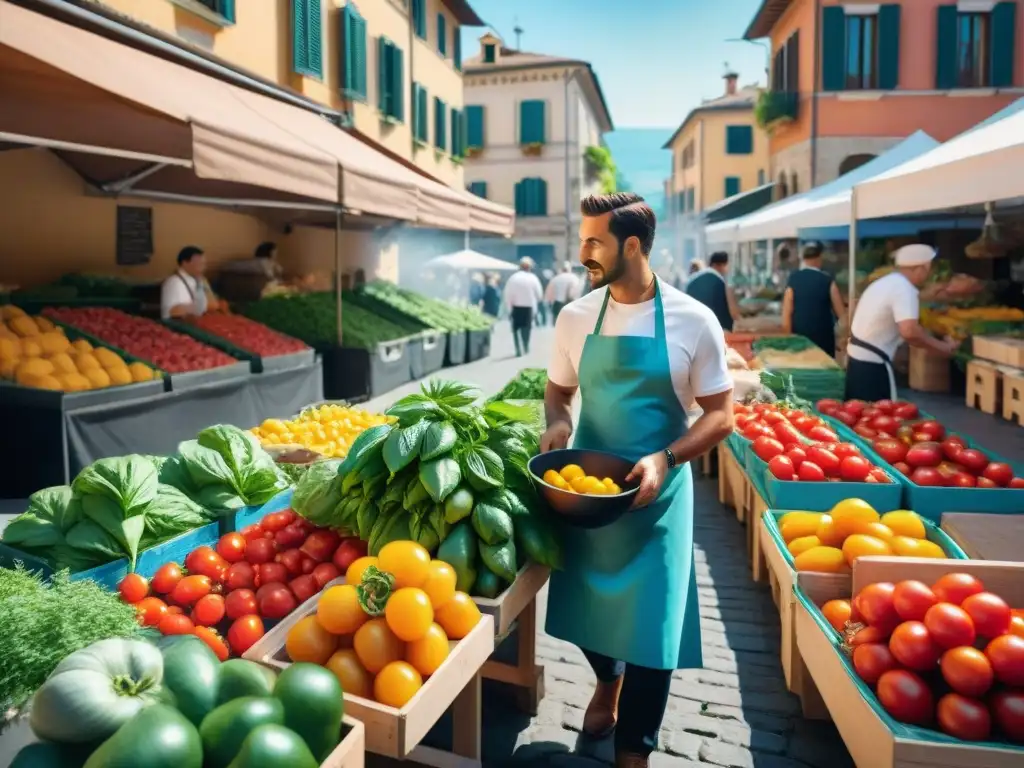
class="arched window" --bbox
[838,153,877,176]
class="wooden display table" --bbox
[941,513,1024,562]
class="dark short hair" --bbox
[802,241,823,259]
[254,241,276,259]
[709,251,729,266]
[580,193,656,256]
[177,246,204,265]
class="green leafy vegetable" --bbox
[382,422,430,474]
[292,461,344,527]
[461,446,504,491]
[419,458,461,503]
[420,421,458,461]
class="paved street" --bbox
[365,322,855,768]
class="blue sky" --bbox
[460,0,768,130]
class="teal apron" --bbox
[545,280,702,670]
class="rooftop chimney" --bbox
[724,62,738,95]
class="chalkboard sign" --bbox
[116,205,153,265]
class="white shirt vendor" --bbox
[504,270,544,311]
[160,270,208,320]
[546,271,580,304]
[549,280,732,415]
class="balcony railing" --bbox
[755,91,800,131]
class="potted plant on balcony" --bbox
[465,145,483,158]
[521,142,544,157]
[754,89,795,132]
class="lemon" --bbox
[560,464,586,483]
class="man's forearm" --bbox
[544,381,574,430]
[905,326,952,355]
[666,408,733,465]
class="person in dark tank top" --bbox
[686,251,740,331]
[781,241,847,357]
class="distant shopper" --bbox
[782,241,846,357]
[546,262,580,323]
[677,259,704,292]
[686,252,740,332]
[470,272,485,307]
[161,246,215,319]
[505,257,544,356]
[482,274,501,317]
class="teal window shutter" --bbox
[724,177,740,198]
[391,45,404,121]
[466,105,484,148]
[484,43,496,63]
[450,109,460,157]
[412,83,425,141]
[434,97,447,150]
[687,188,695,211]
[291,0,322,77]
[536,178,548,215]
[377,37,390,112]
[519,100,546,144]
[935,5,958,88]
[821,6,845,91]
[418,85,429,141]
[308,1,322,75]
[877,5,901,89]
[218,0,235,22]
[454,26,462,70]
[468,181,487,199]
[725,125,753,154]
[990,2,1017,88]
[514,181,526,215]
[355,16,367,98]
[341,5,367,99]
[412,0,426,38]
[437,14,447,55]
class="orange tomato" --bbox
[787,535,821,558]
[286,615,339,665]
[421,561,457,609]
[779,512,823,543]
[346,556,379,586]
[353,617,405,674]
[385,588,434,642]
[406,623,450,677]
[793,546,849,574]
[374,661,423,708]
[1008,615,1024,638]
[841,534,893,567]
[317,584,368,635]
[814,515,845,547]
[434,591,482,639]
[821,599,853,632]
[377,541,431,589]
[325,648,374,699]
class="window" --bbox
[823,6,901,91]
[845,13,878,89]
[291,0,323,78]
[515,178,548,216]
[681,140,695,169]
[437,13,447,56]
[466,105,485,149]
[686,188,695,212]
[483,43,496,63]
[412,83,429,142]
[377,38,404,121]
[468,181,487,199]
[937,4,1015,89]
[411,0,426,39]
[519,100,546,145]
[196,0,235,21]
[341,3,367,100]
[454,26,462,70]
[772,31,800,93]
[725,125,753,155]
[724,177,741,198]
[957,13,990,87]
[434,97,447,150]
[450,109,464,158]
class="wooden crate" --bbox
[244,578,495,767]
[748,487,768,583]
[323,718,366,768]
[941,513,1024,561]
[475,563,549,715]
[909,347,950,393]
[717,444,734,509]
[966,359,1001,415]
[1003,369,1024,425]
[974,336,1024,368]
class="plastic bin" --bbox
[445,329,468,366]
[466,328,492,361]
[319,338,413,402]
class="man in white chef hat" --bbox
[845,243,958,401]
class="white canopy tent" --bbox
[424,249,518,272]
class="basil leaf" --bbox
[462,446,504,492]
[420,421,458,461]
[418,457,462,503]
[382,421,430,474]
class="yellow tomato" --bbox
[543,469,570,490]
[378,541,431,589]
[421,561,457,609]
[560,464,585,483]
[829,499,880,538]
[841,534,893,567]
[325,648,373,698]
[286,615,339,665]
[434,592,482,639]
[814,515,846,547]
[346,556,378,586]
[880,510,926,539]
[354,618,405,674]
[316,584,368,635]
[405,622,450,677]
[385,588,434,642]
[779,512,823,543]
[913,540,946,559]
[570,476,591,494]
[602,478,623,494]
[787,535,822,558]
[374,661,423,708]
[578,477,607,495]
[856,522,895,541]
[890,536,925,557]
[793,546,849,573]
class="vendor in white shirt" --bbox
[160,246,216,320]
[845,243,957,401]
[504,257,544,356]
[545,261,580,323]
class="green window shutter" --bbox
[990,2,1017,88]
[877,4,901,89]
[378,37,390,113]
[308,0,322,76]
[454,26,462,70]
[468,181,487,199]
[389,45,404,121]
[342,5,366,98]
[434,97,447,150]
[514,180,526,215]
[483,43,495,63]
[466,105,484,148]
[356,17,368,98]
[821,6,845,91]
[418,85,429,141]
[437,13,447,55]
[536,178,548,215]
[412,0,426,38]
[935,5,958,89]
[291,0,308,74]
[218,0,235,23]
[412,83,422,140]
[450,109,459,157]
[724,177,740,198]
[520,100,546,144]
[725,125,752,154]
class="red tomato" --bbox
[768,455,795,480]
[924,603,976,650]
[751,436,786,463]
[260,511,293,532]
[185,547,229,580]
[225,588,259,620]
[807,446,841,477]
[1009,477,1024,489]
[985,634,1024,686]
[982,462,1013,487]
[940,646,994,698]
[301,556,316,574]
[869,468,890,484]
[742,422,768,440]
[797,461,826,482]
[850,624,892,646]
[240,524,264,542]
[166,605,184,616]
[785,446,807,469]
[948,472,977,488]
[216,533,247,563]
[816,398,841,412]
[977,477,999,488]
[808,426,839,443]
[906,443,943,468]
[853,643,899,685]
[877,670,934,725]
[940,437,967,462]
[256,562,289,587]
[1010,615,1024,638]
[244,537,277,565]
[893,581,938,622]
[256,582,287,603]
[932,573,986,605]
[871,415,899,435]
[914,420,946,441]
[858,583,899,629]
[118,573,149,604]
[893,461,912,476]
[839,456,872,482]
[874,399,895,414]
[333,539,368,572]
[227,615,265,655]
[893,402,919,420]
[889,621,941,670]
[158,613,195,636]
[258,584,298,619]
[873,439,909,464]
[193,594,226,626]
[910,467,944,486]
[135,597,168,627]
[193,626,230,661]
[961,592,1011,638]
[225,561,257,591]
[150,563,183,595]
[275,548,304,576]
[311,562,341,588]
[274,524,307,550]
[955,448,989,475]
[991,691,1024,744]
[761,410,785,425]
[170,575,212,606]
[832,442,861,459]
[937,693,991,741]
[772,422,804,447]
[843,400,867,415]
[289,574,319,603]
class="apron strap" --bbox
[850,335,897,399]
[177,272,196,302]
[592,277,666,338]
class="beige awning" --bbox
[463,191,516,236]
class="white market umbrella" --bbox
[424,249,518,272]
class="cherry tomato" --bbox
[821,599,852,632]
[940,646,994,698]
[311,563,341,589]
[936,693,990,741]
[275,548,304,576]
[767,455,795,480]
[289,574,320,603]
[166,605,185,616]
[892,580,938,622]
[332,539,368,573]
[185,547,229,580]
[840,456,872,482]
[985,634,1024,686]
[170,575,212,606]
[797,461,826,482]
[216,533,247,563]
[785,446,808,469]
[158,613,195,636]
[932,573,985,605]
[889,621,941,670]
[1010,615,1024,638]
[752,436,785,463]
[225,561,257,591]
[258,584,298,619]
[274,524,306,550]
[256,562,289,587]
[193,594,226,626]
[857,583,899,630]
[150,563,183,595]
[961,592,1011,639]
[225,588,259,620]
[924,603,976,650]
[833,442,861,459]
[301,556,316,575]
[244,537,277,565]
[991,690,1024,744]
[807,446,841,476]
[852,643,899,685]
[876,669,934,725]
[240,524,264,542]
[118,573,149,604]
[135,596,168,627]
[850,625,891,646]
[260,511,293,532]
[300,530,342,563]
[193,626,230,661]
[227,614,265,655]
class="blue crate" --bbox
[220,488,295,534]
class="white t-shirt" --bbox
[504,271,544,310]
[546,272,579,303]
[549,280,732,412]
[847,272,919,363]
[160,270,208,320]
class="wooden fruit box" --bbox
[941,513,1024,562]
[244,577,495,767]
[323,717,365,768]
[474,563,550,637]
[794,557,1024,768]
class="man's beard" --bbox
[585,245,627,290]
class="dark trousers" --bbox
[510,306,534,356]
[552,300,567,323]
[583,648,673,757]
[536,302,548,326]
[845,357,893,401]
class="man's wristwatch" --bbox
[664,448,677,469]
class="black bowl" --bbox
[528,449,639,529]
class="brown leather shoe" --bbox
[582,676,623,738]
[615,752,649,768]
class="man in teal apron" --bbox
[542,193,735,768]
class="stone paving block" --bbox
[663,712,788,754]
[700,704,793,733]
[649,753,704,768]
[786,720,855,768]
[658,729,704,759]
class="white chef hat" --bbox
[894,244,937,266]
